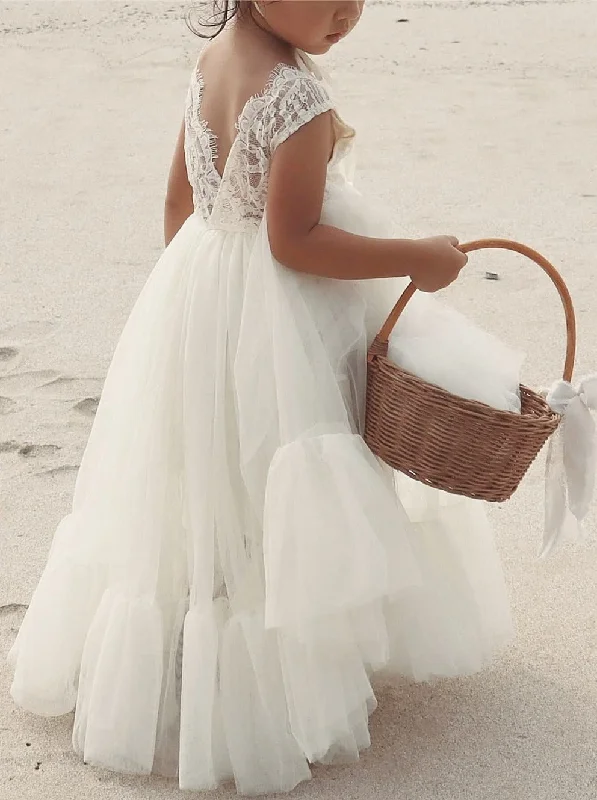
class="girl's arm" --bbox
[267,111,467,291]
[164,119,194,247]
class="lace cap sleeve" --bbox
[265,67,335,153]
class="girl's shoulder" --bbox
[262,57,355,158]
[262,62,332,111]
[255,59,338,152]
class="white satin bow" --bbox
[542,374,597,557]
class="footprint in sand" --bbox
[0,369,61,398]
[18,444,61,459]
[32,376,102,401]
[0,441,63,460]
[0,441,20,454]
[0,346,21,371]
[73,397,100,417]
[0,603,28,619]
[0,319,60,386]
[37,465,79,478]
[0,371,102,402]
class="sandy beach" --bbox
[1,1,597,797]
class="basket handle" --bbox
[369,238,577,383]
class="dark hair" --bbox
[185,1,243,39]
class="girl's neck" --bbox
[233,4,296,65]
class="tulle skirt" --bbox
[8,183,513,794]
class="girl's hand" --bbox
[409,236,468,292]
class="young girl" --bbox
[8,2,513,794]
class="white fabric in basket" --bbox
[388,293,524,414]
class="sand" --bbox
[1,0,597,797]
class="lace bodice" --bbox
[184,60,354,233]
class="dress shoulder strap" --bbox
[263,65,335,153]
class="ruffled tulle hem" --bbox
[8,435,513,795]
[9,584,511,794]
[10,576,384,793]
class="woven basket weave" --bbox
[364,239,576,502]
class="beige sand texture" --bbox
[1,0,597,797]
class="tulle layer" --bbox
[9,433,512,793]
[8,505,509,794]
[8,189,513,794]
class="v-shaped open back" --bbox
[193,62,303,183]
[183,53,353,232]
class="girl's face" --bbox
[254,1,364,55]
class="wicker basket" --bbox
[364,239,577,502]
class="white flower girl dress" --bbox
[8,54,513,794]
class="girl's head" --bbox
[252,1,364,54]
[187,1,364,54]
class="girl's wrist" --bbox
[391,238,423,280]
